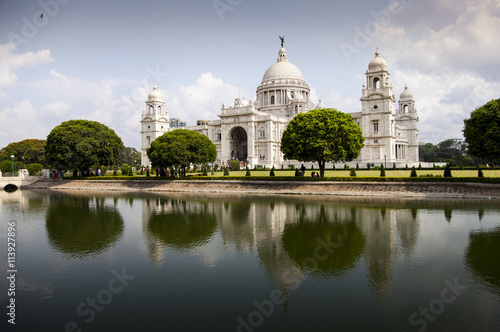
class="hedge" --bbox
[60,176,500,183]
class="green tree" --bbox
[270,166,275,176]
[349,169,357,177]
[46,120,124,174]
[121,147,141,168]
[27,163,43,175]
[0,139,47,165]
[245,166,251,176]
[147,129,216,174]
[281,109,364,177]
[463,99,500,163]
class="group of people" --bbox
[154,167,184,177]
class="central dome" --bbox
[262,61,304,82]
[261,47,305,83]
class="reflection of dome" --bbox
[148,86,163,101]
[368,49,388,71]
[315,99,325,109]
[400,84,413,100]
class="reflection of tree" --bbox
[465,227,500,294]
[282,219,365,278]
[147,200,217,251]
[46,196,124,258]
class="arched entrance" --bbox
[229,126,248,161]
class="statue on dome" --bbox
[279,35,285,48]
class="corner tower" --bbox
[396,84,419,162]
[140,86,169,167]
[359,49,397,163]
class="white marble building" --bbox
[140,44,419,168]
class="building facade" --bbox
[140,44,419,168]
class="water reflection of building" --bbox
[140,195,423,301]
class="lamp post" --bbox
[10,155,14,175]
[384,154,387,169]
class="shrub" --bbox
[356,163,359,170]
[224,168,229,176]
[393,163,396,170]
[203,165,208,176]
[380,165,386,177]
[332,164,336,170]
[478,167,484,178]
[418,163,422,169]
[443,164,452,177]
[128,167,134,176]
[349,169,357,177]
[410,166,417,177]
[146,168,150,177]
[245,166,251,176]
[120,164,131,176]
[367,163,371,170]
[230,159,240,171]
[374,166,380,170]
[270,166,275,176]
[27,163,43,175]
[405,164,409,169]
[113,168,118,176]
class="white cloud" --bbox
[0,42,54,88]
[165,72,247,125]
[0,100,49,141]
[379,0,500,72]
[43,100,74,116]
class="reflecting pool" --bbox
[0,190,499,331]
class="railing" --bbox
[0,172,19,177]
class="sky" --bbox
[0,0,499,149]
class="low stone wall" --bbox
[26,179,500,199]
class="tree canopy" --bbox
[121,147,141,168]
[147,129,216,171]
[45,120,124,172]
[0,139,46,165]
[463,98,500,163]
[281,108,365,177]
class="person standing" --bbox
[301,164,306,176]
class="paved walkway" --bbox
[26,179,500,199]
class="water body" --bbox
[0,190,499,332]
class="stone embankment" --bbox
[26,180,500,199]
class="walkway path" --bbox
[26,179,500,199]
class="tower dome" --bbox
[315,99,325,109]
[400,84,413,100]
[368,49,388,71]
[148,86,163,101]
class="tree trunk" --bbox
[319,161,326,177]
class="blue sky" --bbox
[1,0,499,149]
